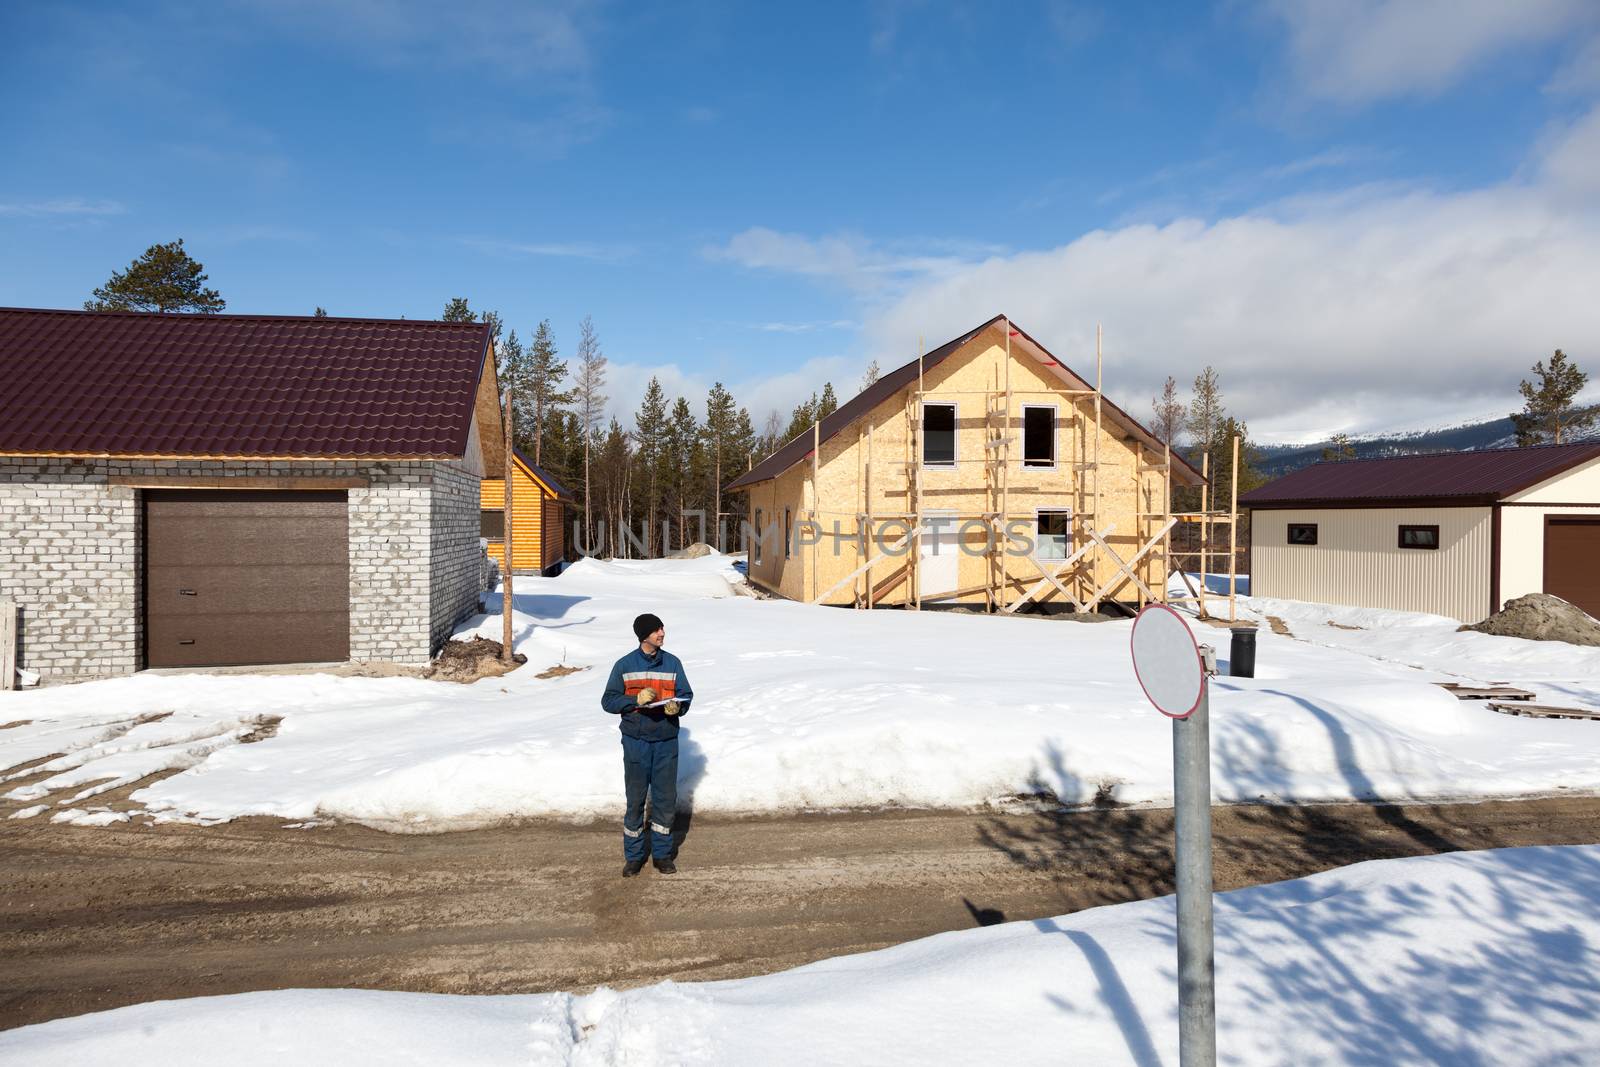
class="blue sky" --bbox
[3,1,1599,441]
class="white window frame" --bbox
[921,401,958,469]
[1035,506,1074,560]
[1021,403,1057,469]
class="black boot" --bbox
[622,858,646,877]
[653,857,677,875]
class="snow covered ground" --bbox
[3,554,1599,829]
[3,844,1597,1065]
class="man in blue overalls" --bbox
[601,612,695,877]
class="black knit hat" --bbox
[633,613,664,642]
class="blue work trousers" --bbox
[621,734,678,862]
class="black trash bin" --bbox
[1229,625,1257,678]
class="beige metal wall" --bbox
[744,321,1172,607]
[1252,506,1492,621]
[1497,454,1600,605]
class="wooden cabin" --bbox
[726,315,1206,611]
[480,450,574,574]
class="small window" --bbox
[480,509,505,539]
[1399,524,1439,550]
[1037,509,1073,559]
[753,508,765,566]
[923,403,956,466]
[1023,406,1055,467]
[783,507,793,559]
[1287,523,1317,546]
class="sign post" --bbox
[1131,604,1217,1067]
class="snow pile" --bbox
[3,845,1598,1065]
[2,554,1599,828]
[1462,592,1600,647]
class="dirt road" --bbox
[4,794,1599,1031]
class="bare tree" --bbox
[1150,375,1184,446]
[573,316,608,547]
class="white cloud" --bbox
[1259,0,1598,103]
[723,103,1600,443]
[0,198,125,217]
[707,228,1004,295]
[460,237,636,262]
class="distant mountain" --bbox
[1252,405,1600,480]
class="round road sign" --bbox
[1130,603,1206,719]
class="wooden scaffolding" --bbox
[802,320,1241,618]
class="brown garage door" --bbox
[145,490,350,668]
[1544,517,1600,619]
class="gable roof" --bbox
[0,307,493,460]
[513,449,575,503]
[725,315,1203,492]
[1239,443,1600,506]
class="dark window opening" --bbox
[1037,510,1072,558]
[923,403,956,466]
[754,508,765,565]
[783,507,792,558]
[1023,406,1055,467]
[480,509,505,539]
[1287,523,1317,546]
[1398,524,1440,550]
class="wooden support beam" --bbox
[1004,522,1115,614]
[1,598,16,691]
[1228,432,1240,623]
[809,528,915,604]
[1083,519,1177,610]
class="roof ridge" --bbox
[0,306,491,329]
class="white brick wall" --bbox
[0,457,485,683]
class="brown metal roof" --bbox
[1240,443,1600,506]
[725,315,1203,492]
[514,449,576,504]
[0,307,493,460]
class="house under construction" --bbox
[727,314,1241,616]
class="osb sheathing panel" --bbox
[753,324,1170,605]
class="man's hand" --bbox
[663,701,681,716]
[635,687,657,706]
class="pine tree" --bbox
[665,397,699,549]
[85,239,225,314]
[1150,375,1184,446]
[573,316,608,547]
[704,382,739,549]
[784,392,819,443]
[440,297,475,322]
[861,360,880,390]
[527,320,573,466]
[1512,349,1594,446]
[313,307,329,318]
[1321,433,1356,462]
[634,378,668,555]
[1185,366,1224,460]
[817,382,839,421]
[496,329,530,452]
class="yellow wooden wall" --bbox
[481,461,548,572]
[744,322,1177,607]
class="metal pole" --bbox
[1173,651,1217,1067]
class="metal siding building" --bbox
[1242,445,1600,623]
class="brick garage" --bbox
[0,308,506,683]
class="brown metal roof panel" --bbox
[0,307,490,459]
[1240,443,1600,505]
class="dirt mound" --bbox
[426,638,527,683]
[1461,593,1600,647]
[669,542,715,559]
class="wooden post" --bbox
[865,419,875,609]
[1,598,16,691]
[811,420,820,604]
[1163,442,1173,605]
[913,336,925,611]
[1000,319,1012,613]
[1229,432,1240,623]
[501,389,515,664]
[1198,452,1210,620]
